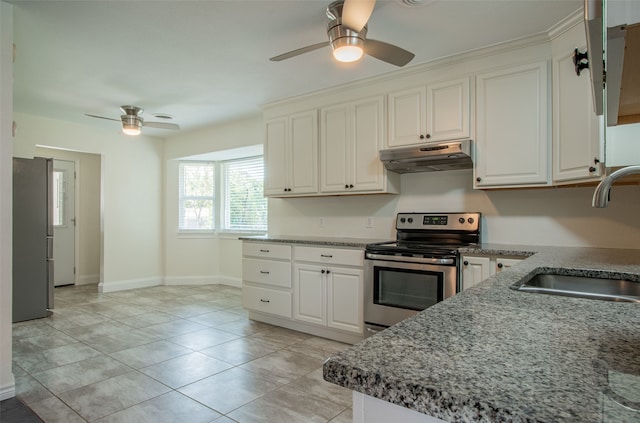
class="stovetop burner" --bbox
[365,212,481,257]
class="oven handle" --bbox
[365,253,455,265]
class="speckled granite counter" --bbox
[323,245,640,422]
[239,235,388,249]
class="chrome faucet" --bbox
[592,165,640,207]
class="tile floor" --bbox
[12,284,353,422]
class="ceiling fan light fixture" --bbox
[121,115,142,136]
[333,44,364,62]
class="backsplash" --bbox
[268,169,640,249]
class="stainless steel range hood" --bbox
[379,139,473,174]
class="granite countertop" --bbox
[238,235,389,249]
[323,245,640,422]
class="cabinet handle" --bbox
[475,177,481,182]
[588,166,597,173]
[260,299,270,303]
[463,261,469,266]
[497,263,504,269]
[260,270,270,274]
[260,249,270,253]
[326,269,331,274]
[320,254,333,258]
[321,269,326,274]
[349,184,354,189]
[345,184,349,189]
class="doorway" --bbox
[52,159,76,287]
[35,146,101,289]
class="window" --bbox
[178,156,267,233]
[52,170,65,227]
[179,162,215,230]
[222,156,267,232]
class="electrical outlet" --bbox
[366,217,374,228]
[319,217,325,227]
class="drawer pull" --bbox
[260,270,270,274]
[259,249,270,253]
[320,254,333,258]
[260,298,270,303]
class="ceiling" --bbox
[10,0,581,138]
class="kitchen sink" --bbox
[512,273,640,302]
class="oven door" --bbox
[364,256,457,333]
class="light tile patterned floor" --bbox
[12,284,353,422]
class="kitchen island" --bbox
[323,245,640,422]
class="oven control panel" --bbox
[396,212,480,231]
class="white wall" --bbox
[269,169,640,249]
[35,147,101,285]
[0,1,15,401]
[14,113,164,292]
[163,115,261,286]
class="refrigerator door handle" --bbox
[47,258,54,309]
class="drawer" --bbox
[243,285,292,318]
[243,258,291,288]
[243,242,291,260]
[294,246,364,267]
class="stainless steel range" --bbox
[364,212,481,337]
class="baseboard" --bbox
[98,277,162,293]
[76,274,100,286]
[164,276,217,286]
[164,275,242,288]
[0,380,16,401]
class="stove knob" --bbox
[407,217,413,223]
[458,217,465,224]
[400,218,406,223]
[467,217,474,224]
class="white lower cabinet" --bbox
[242,242,293,319]
[294,263,363,334]
[461,255,525,290]
[294,248,364,335]
[242,241,365,342]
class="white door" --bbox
[52,160,75,286]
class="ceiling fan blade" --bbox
[342,0,376,32]
[85,113,120,122]
[270,42,328,61]
[364,39,415,67]
[143,121,180,130]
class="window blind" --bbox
[222,156,267,231]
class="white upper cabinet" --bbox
[475,61,550,188]
[320,96,399,194]
[551,23,603,183]
[387,76,471,148]
[264,110,318,197]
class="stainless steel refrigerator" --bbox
[13,157,54,322]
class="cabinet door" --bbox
[426,77,470,142]
[289,110,318,195]
[387,86,427,148]
[552,25,602,183]
[351,96,386,192]
[264,117,288,196]
[461,256,491,290]
[294,264,326,326]
[320,104,350,193]
[327,267,363,334]
[475,61,550,187]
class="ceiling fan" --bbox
[85,105,180,136]
[270,0,414,67]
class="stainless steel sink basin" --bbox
[512,273,640,302]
